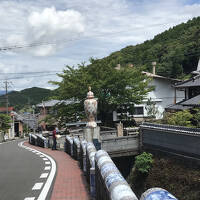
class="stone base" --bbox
[83,126,100,142]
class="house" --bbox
[166,59,200,111]
[0,106,14,114]
[36,99,76,130]
[10,112,24,138]
[113,63,185,121]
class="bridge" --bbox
[28,122,200,200]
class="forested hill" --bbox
[102,17,200,78]
[0,87,53,110]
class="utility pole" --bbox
[3,80,11,115]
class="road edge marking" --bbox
[19,141,56,200]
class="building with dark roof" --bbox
[166,59,200,111]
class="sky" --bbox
[0,0,200,91]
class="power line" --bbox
[0,73,60,81]
[0,20,194,52]
[0,70,62,75]
[0,49,199,81]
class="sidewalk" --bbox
[25,142,91,200]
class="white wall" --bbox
[136,78,185,119]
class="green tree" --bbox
[145,98,159,118]
[191,108,200,128]
[0,114,11,141]
[166,110,193,127]
[51,102,84,127]
[50,58,152,123]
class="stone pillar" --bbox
[83,87,101,149]
[117,122,123,137]
[83,126,101,150]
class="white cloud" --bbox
[0,0,200,90]
[5,6,85,56]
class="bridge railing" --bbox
[100,130,117,139]
[80,140,87,173]
[65,136,73,156]
[59,134,179,200]
[29,134,37,145]
[95,150,138,200]
[36,134,47,148]
[86,143,97,197]
[73,137,81,160]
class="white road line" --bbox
[35,152,41,155]
[45,161,51,165]
[18,142,57,200]
[1,140,21,145]
[24,197,35,200]
[43,158,48,161]
[32,183,43,190]
[44,166,51,170]
[40,155,44,158]
[40,173,49,178]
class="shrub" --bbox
[135,152,153,174]
[166,110,193,127]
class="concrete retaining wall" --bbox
[101,135,139,157]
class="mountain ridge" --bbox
[99,17,200,78]
[0,87,54,110]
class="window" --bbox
[133,107,144,115]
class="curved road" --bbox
[0,139,54,200]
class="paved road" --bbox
[0,139,49,200]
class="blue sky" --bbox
[0,0,199,90]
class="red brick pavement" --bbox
[24,142,90,200]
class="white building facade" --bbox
[113,72,185,121]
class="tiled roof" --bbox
[0,107,14,112]
[180,94,200,106]
[36,99,77,107]
[36,100,61,107]
[174,75,200,88]
[166,103,191,111]
[11,111,24,122]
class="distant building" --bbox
[36,99,76,130]
[0,107,14,114]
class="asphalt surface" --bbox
[0,139,45,200]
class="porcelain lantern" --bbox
[84,87,97,128]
